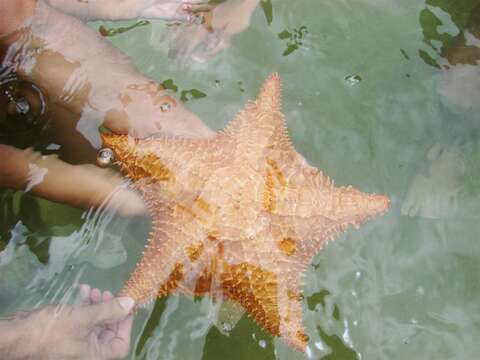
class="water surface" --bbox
[1,0,479,359]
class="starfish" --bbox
[101,74,390,351]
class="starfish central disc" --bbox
[102,73,390,351]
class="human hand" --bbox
[0,285,135,360]
[0,145,147,216]
[164,0,261,63]
[104,81,215,139]
[135,0,211,21]
[43,0,211,21]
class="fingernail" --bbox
[79,284,90,295]
[117,297,135,312]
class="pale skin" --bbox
[0,0,215,216]
[0,0,260,358]
[166,0,262,63]
[0,0,214,358]
[0,0,263,214]
[0,285,136,360]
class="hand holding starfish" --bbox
[0,0,214,215]
[0,285,135,360]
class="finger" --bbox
[89,288,105,337]
[104,314,134,358]
[204,39,228,58]
[101,290,118,333]
[80,297,135,327]
[79,284,92,306]
[102,290,114,303]
[116,314,134,341]
[182,3,214,14]
[91,288,102,304]
[102,182,147,217]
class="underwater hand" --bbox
[0,145,147,217]
[137,0,211,20]
[104,81,214,139]
[0,285,135,360]
[165,0,260,63]
[43,0,210,21]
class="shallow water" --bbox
[1,0,480,359]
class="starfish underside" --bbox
[102,74,390,351]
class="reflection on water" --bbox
[1,0,480,359]
[401,143,466,219]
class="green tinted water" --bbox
[1,0,480,359]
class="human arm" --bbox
[0,0,147,216]
[43,0,208,21]
[1,0,214,141]
[0,145,146,216]
[0,286,135,360]
[0,0,213,214]
[165,0,261,63]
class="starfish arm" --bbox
[219,253,309,351]
[276,266,310,351]
[260,156,334,217]
[217,226,311,351]
[118,204,182,304]
[270,168,389,225]
[102,133,236,191]
[221,73,297,167]
[119,185,217,305]
[219,260,282,338]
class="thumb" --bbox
[81,297,135,326]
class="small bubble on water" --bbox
[259,340,266,348]
[221,322,232,333]
[345,75,362,86]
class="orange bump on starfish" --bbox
[102,73,390,351]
